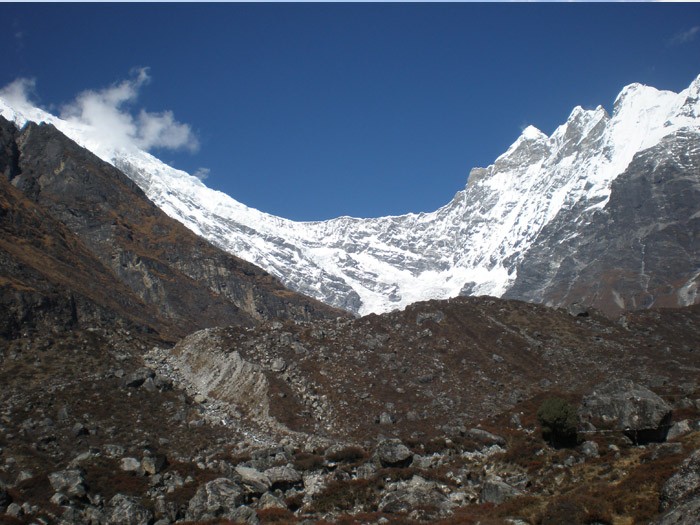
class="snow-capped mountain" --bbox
[2,76,699,316]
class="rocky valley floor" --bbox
[1,297,699,525]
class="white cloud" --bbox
[0,77,37,109]
[193,167,210,181]
[668,26,700,47]
[58,68,199,154]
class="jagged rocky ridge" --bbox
[0,116,343,340]
[2,75,698,316]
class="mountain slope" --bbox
[2,76,699,316]
[0,116,344,339]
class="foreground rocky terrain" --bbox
[0,297,699,524]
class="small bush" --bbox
[310,479,377,513]
[256,507,295,523]
[293,452,324,471]
[537,397,578,447]
[540,494,613,525]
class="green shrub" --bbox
[537,397,578,447]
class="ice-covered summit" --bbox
[2,75,699,315]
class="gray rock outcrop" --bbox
[186,478,246,522]
[376,439,413,467]
[578,379,672,444]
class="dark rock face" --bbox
[506,131,700,317]
[0,116,344,338]
[578,379,673,444]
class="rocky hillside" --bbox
[0,116,344,341]
[0,296,699,524]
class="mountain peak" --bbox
[520,124,546,141]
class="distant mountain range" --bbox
[2,75,698,316]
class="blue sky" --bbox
[2,3,700,221]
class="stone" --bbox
[153,374,173,391]
[481,475,523,504]
[655,496,700,525]
[186,478,245,521]
[105,494,153,525]
[5,502,22,517]
[103,444,126,458]
[120,457,142,473]
[379,475,449,515]
[122,368,155,388]
[49,469,87,498]
[660,449,700,511]
[567,303,590,317]
[71,423,88,437]
[270,358,286,372]
[376,439,413,467]
[235,466,271,495]
[257,492,287,509]
[465,428,507,447]
[667,420,691,441]
[651,443,684,461]
[581,441,599,458]
[578,379,673,444]
[48,469,87,498]
[229,505,259,525]
[377,412,396,425]
[50,492,69,506]
[141,377,157,392]
[142,454,167,475]
[264,465,302,490]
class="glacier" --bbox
[2,75,699,315]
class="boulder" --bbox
[48,469,87,498]
[580,441,599,458]
[142,454,167,475]
[480,475,523,504]
[660,449,700,511]
[229,505,259,525]
[578,379,672,444]
[655,496,700,525]
[264,465,302,490]
[376,439,413,468]
[235,465,271,495]
[257,492,287,510]
[120,457,142,473]
[465,428,506,447]
[122,368,155,388]
[105,494,153,525]
[379,475,449,515]
[667,420,691,441]
[186,478,245,521]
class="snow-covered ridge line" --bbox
[2,75,699,315]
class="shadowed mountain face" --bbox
[0,116,345,340]
[504,130,700,316]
